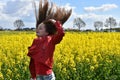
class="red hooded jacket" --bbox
[27,21,64,78]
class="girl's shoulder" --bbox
[34,36,51,41]
[32,37,41,43]
[33,37,39,41]
[34,36,54,43]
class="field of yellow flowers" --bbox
[0,31,120,80]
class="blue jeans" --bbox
[36,72,55,80]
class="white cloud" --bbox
[78,13,112,21]
[3,0,34,17]
[0,1,6,11]
[61,3,76,10]
[84,4,118,12]
[0,0,37,29]
[0,1,18,28]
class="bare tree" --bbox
[14,19,25,30]
[119,21,120,27]
[94,21,103,31]
[104,17,117,32]
[73,17,86,30]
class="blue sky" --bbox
[0,0,120,30]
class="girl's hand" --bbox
[49,19,56,24]
[28,46,31,49]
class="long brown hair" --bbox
[33,0,72,28]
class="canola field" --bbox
[0,31,120,80]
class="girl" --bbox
[27,0,72,80]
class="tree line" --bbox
[73,17,120,32]
[0,17,120,32]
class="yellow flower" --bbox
[90,66,95,71]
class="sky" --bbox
[0,0,120,30]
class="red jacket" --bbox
[27,21,64,78]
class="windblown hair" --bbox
[43,20,57,35]
[33,0,72,28]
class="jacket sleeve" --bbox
[27,38,39,57]
[51,21,65,44]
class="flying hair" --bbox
[32,0,72,28]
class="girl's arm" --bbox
[51,20,65,44]
[27,38,38,57]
